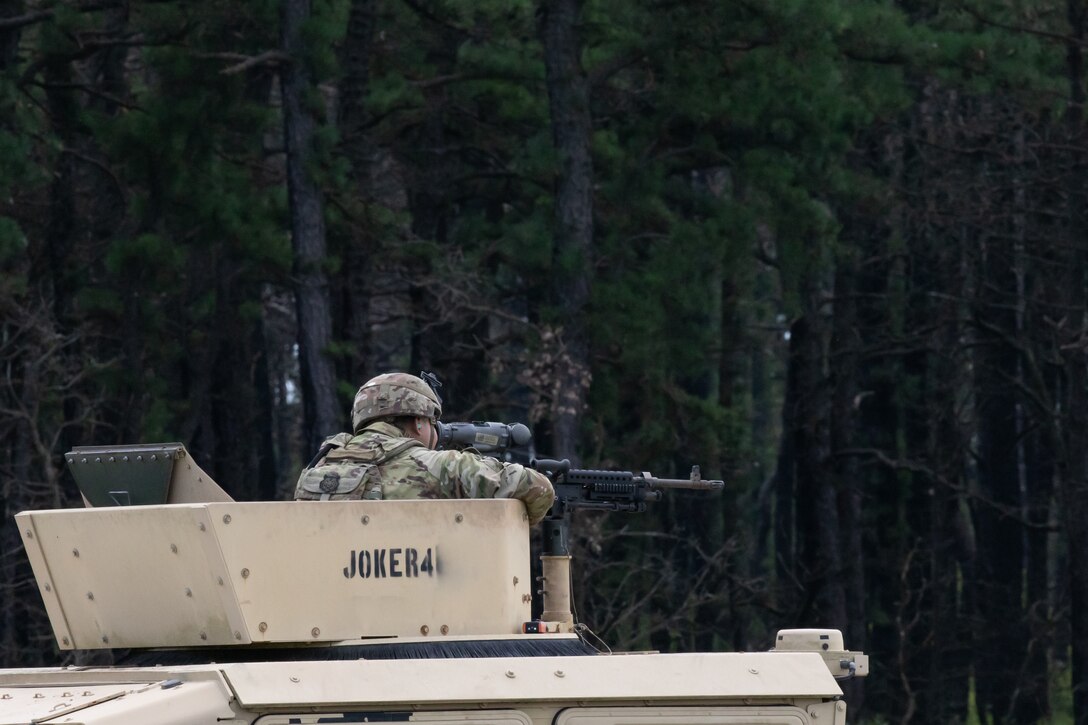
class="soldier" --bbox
[294,372,555,525]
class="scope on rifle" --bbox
[436,421,532,463]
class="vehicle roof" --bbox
[0,651,843,711]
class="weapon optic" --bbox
[436,420,533,464]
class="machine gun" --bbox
[437,420,724,528]
[525,456,723,631]
[531,457,723,516]
[436,412,725,633]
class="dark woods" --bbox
[1,1,1087,722]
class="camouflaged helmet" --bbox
[352,372,442,433]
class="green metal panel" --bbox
[65,444,183,506]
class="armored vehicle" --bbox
[1,442,868,724]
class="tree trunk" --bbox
[1013,124,1052,724]
[0,1,22,71]
[281,0,341,451]
[830,249,866,711]
[1062,5,1088,722]
[540,0,593,464]
[972,233,1023,725]
[795,309,846,631]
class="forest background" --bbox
[2,0,1087,723]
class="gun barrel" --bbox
[647,477,725,491]
[644,466,724,491]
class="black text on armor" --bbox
[343,547,435,579]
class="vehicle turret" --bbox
[2,442,869,725]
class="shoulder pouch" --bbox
[296,437,424,501]
[297,461,374,500]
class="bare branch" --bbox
[217,50,290,76]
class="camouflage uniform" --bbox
[294,421,555,525]
[294,372,554,525]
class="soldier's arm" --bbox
[425,450,556,525]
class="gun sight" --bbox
[436,421,532,463]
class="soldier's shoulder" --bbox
[320,432,355,449]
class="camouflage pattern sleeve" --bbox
[414,449,556,525]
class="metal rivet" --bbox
[217,577,224,586]
[223,514,232,524]
[80,458,87,464]
[108,456,115,463]
[361,515,370,525]
[82,691,91,696]
[311,627,321,637]
[101,635,109,644]
[122,456,129,462]
[72,548,79,558]
[44,583,51,592]
[185,588,192,598]
[1,694,10,699]
[170,544,178,554]
[290,676,299,683]
[455,513,463,523]
[136,455,142,462]
[555,670,565,678]
[34,693,44,698]
[200,632,207,640]
[62,638,70,646]
[86,592,94,601]
[513,576,518,585]
[420,625,429,635]
[440,625,449,635]
[241,568,250,579]
[235,631,242,641]
[505,670,516,678]
[150,455,157,461]
[198,523,206,531]
[94,457,101,463]
[748,668,759,674]
[25,530,32,539]
[258,622,268,633]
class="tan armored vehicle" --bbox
[1,442,868,724]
